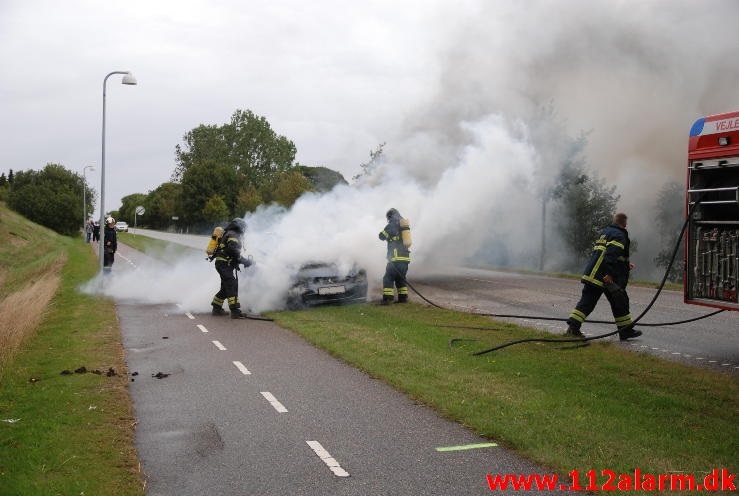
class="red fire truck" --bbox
[685,110,739,311]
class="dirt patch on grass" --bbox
[0,260,64,374]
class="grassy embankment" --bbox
[0,204,142,495]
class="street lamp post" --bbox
[100,71,137,274]
[82,165,94,238]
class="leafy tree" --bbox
[179,160,237,228]
[8,169,13,184]
[352,142,385,181]
[299,165,347,192]
[173,109,296,197]
[273,170,314,207]
[172,109,298,227]
[653,181,685,282]
[145,182,182,229]
[551,161,620,270]
[118,193,147,226]
[202,195,230,224]
[7,163,87,236]
[0,173,7,202]
[236,183,262,215]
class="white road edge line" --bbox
[185,313,195,320]
[117,252,136,267]
[261,392,288,413]
[212,340,227,351]
[306,440,350,477]
[197,324,209,333]
[233,361,251,375]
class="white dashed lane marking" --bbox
[212,340,227,351]
[116,252,136,268]
[233,361,251,375]
[306,440,350,477]
[261,392,288,413]
[185,313,195,320]
[197,324,209,333]
[628,342,734,370]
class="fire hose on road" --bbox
[389,203,726,355]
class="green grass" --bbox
[0,207,67,299]
[0,207,142,495]
[271,304,738,484]
[117,231,201,261]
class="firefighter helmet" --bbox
[105,216,115,225]
[231,218,247,233]
[386,208,400,221]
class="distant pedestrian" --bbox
[564,212,642,341]
[92,221,100,242]
[85,220,93,243]
[103,217,117,274]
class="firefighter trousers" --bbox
[567,282,632,330]
[212,261,240,310]
[382,261,409,302]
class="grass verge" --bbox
[271,303,737,485]
[117,231,201,261]
[0,209,142,495]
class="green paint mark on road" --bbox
[435,442,498,452]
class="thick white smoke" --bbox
[83,0,739,308]
[84,114,544,312]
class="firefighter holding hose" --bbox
[210,218,253,319]
[379,208,412,305]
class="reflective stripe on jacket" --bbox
[581,224,630,288]
[379,220,410,263]
[214,229,243,265]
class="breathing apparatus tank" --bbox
[206,226,225,259]
[399,218,412,248]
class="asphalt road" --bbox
[410,267,739,376]
[113,242,577,495]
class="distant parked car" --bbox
[286,262,368,310]
[115,221,129,232]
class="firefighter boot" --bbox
[564,325,584,338]
[230,306,248,319]
[380,295,393,305]
[396,294,408,304]
[618,327,642,341]
[212,305,228,316]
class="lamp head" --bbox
[121,72,137,85]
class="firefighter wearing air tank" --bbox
[379,208,412,305]
[211,218,253,319]
[565,213,642,341]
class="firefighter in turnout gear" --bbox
[379,208,411,305]
[565,213,642,341]
[211,218,253,319]
[103,216,117,274]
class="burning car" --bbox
[286,262,368,309]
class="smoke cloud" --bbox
[84,0,739,309]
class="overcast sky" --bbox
[1,0,453,215]
[2,0,739,235]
